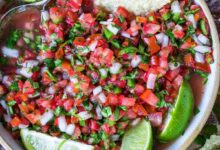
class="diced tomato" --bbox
[150,55,159,66]
[24,50,37,60]
[194,63,211,73]
[41,125,49,133]
[37,99,51,109]
[73,125,81,138]
[79,13,95,29]
[184,53,195,67]
[39,50,55,60]
[63,99,74,111]
[101,123,110,134]
[138,63,149,71]
[66,0,82,12]
[172,75,183,90]
[0,85,6,96]
[164,68,180,81]
[126,108,137,119]
[23,80,35,95]
[116,6,131,19]
[119,95,136,107]
[133,104,148,116]
[15,92,28,103]
[181,38,196,49]
[159,56,168,69]
[10,117,21,127]
[90,120,100,131]
[144,36,161,55]
[55,48,64,59]
[109,126,117,135]
[19,104,29,114]
[90,47,114,67]
[50,7,65,24]
[134,84,145,95]
[24,112,40,124]
[107,94,119,106]
[66,10,78,26]
[140,90,159,106]
[56,0,67,7]
[172,25,185,39]
[143,23,161,35]
[136,16,147,23]
[148,112,163,127]
[73,37,86,47]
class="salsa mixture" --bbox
[0,0,214,149]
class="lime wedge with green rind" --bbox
[121,119,153,150]
[158,80,194,142]
[20,129,94,150]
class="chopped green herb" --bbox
[9,82,19,91]
[166,29,178,47]
[54,106,63,116]
[119,47,137,55]
[119,15,125,23]
[101,107,112,118]
[113,86,122,94]
[110,39,121,49]
[156,90,170,108]
[127,79,135,88]
[7,100,16,106]
[54,59,62,67]
[6,30,22,49]
[69,22,85,40]
[96,11,107,21]
[119,106,127,111]
[79,120,86,126]
[23,37,31,44]
[103,28,114,40]
[172,13,180,22]
[83,100,90,111]
[45,70,57,82]
[44,58,55,70]
[162,12,171,21]
[114,107,120,121]
[0,57,9,65]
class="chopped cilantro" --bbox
[54,106,63,116]
[79,120,86,126]
[103,28,114,40]
[6,30,22,49]
[7,100,16,106]
[44,58,55,70]
[119,15,125,23]
[101,107,112,118]
[54,59,62,67]
[9,82,19,91]
[114,107,120,121]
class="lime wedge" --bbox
[121,119,153,150]
[158,80,194,142]
[20,129,94,150]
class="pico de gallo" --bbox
[0,0,213,149]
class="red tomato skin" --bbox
[119,95,136,107]
[143,23,161,35]
[140,90,159,106]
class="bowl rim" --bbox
[0,0,219,150]
[165,0,220,149]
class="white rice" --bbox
[94,0,171,15]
